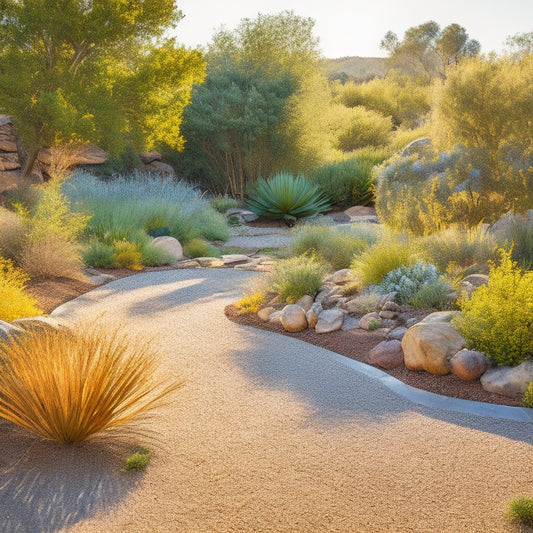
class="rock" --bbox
[382,301,401,313]
[195,257,225,268]
[38,145,108,166]
[381,318,397,329]
[258,307,276,322]
[404,317,421,328]
[402,322,466,375]
[359,312,382,331]
[146,161,175,175]
[379,310,397,319]
[0,170,22,192]
[150,236,184,262]
[480,361,533,398]
[280,305,307,332]
[369,340,404,369]
[0,320,24,341]
[460,274,489,288]
[0,158,21,171]
[225,208,259,223]
[326,269,355,285]
[377,292,398,308]
[12,316,65,332]
[175,259,200,269]
[420,311,461,324]
[83,268,117,285]
[234,261,260,271]
[306,302,323,328]
[295,295,314,312]
[387,327,408,341]
[344,206,377,217]
[450,349,491,381]
[0,115,12,127]
[221,254,250,265]
[341,316,360,330]
[0,139,17,152]
[139,151,162,164]
[269,311,283,324]
[315,309,344,334]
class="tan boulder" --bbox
[295,295,314,312]
[315,309,344,334]
[280,304,307,332]
[359,312,382,330]
[306,302,323,328]
[151,236,184,263]
[257,307,276,322]
[38,145,108,167]
[480,361,533,397]
[402,322,466,375]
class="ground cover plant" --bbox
[0,323,181,444]
[124,447,152,471]
[507,497,533,528]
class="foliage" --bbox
[0,0,204,173]
[368,320,381,331]
[524,382,533,409]
[246,173,330,224]
[267,255,328,304]
[140,243,176,267]
[0,256,42,321]
[290,224,370,271]
[83,241,117,269]
[0,206,25,260]
[379,261,449,306]
[409,281,451,309]
[124,447,152,471]
[345,290,382,314]
[381,21,479,81]
[235,293,265,315]
[0,322,181,443]
[454,250,533,366]
[507,497,533,527]
[183,239,212,259]
[113,241,144,271]
[431,55,533,215]
[496,214,533,270]
[352,235,414,285]
[418,224,498,272]
[210,196,241,214]
[504,32,533,60]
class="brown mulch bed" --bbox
[225,304,523,408]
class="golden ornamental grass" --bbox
[0,324,182,444]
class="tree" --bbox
[381,21,480,81]
[0,0,205,175]
[505,32,533,60]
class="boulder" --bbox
[315,309,344,334]
[420,311,461,324]
[257,307,276,322]
[225,208,259,223]
[38,145,108,166]
[379,310,397,319]
[175,259,200,269]
[139,151,162,164]
[306,302,323,328]
[12,316,65,332]
[150,236,184,262]
[295,295,314,312]
[268,310,283,324]
[0,320,24,342]
[344,206,377,217]
[0,170,22,192]
[368,340,404,369]
[402,322,466,375]
[341,316,360,330]
[450,349,491,381]
[0,139,17,152]
[280,305,307,332]
[359,312,382,331]
[382,301,401,313]
[402,137,431,157]
[326,269,355,285]
[0,158,21,171]
[460,274,489,288]
[387,327,408,341]
[147,161,175,175]
[221,254,250,265]
[83,268,117,285]
[377,292,398,308]
[480,361,533,398]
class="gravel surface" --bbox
[2,269,532,533]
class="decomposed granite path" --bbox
[1,269,532,533]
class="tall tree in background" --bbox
[0,0,205,175]
[381,21,480,81]
[178,10,332,198]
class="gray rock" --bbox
[0,320,24,341]
[268,311,283,324]
[225,208,259,223]
[404,317,421,328]
[257,307,276,322]
[295,295,314,313]
[83,268,117,285]
[151,236,184,262]
[280,304,307,332]
[381,318,397,329]
[377,292,398,308]
[450,349,491,381]
[368,340,404,369]
[387,327,408,341]
[221,254,250,265]
[460,274,489,288]
[359,312,382,331]
[379,310,397,319]
[402,322,466,375]
[315,309,344,334]
[480,360,533,398]
[306,302,323,329]
[341,316,360,331]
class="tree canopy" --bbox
[0,0,205,173]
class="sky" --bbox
[171,0,533,58]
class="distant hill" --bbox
[324,56,388,82]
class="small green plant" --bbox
[235,293,265,315]
[113,241,144,270]
[454,249,533,366]
[124,447,152,471]
[507,497,533,527]
[140,243,177,267]
[267,255,329,304]
[368,319,381,331]
[83,240,117,268]
[523,381,533,408]
[183,239,211,258]
[246,173,331,225]
[210,195,240,213]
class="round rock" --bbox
[280,304,308,332]
[150,236,184,262]
[315,309,344,334]
[450,349,491,381]
[368,340,404,369]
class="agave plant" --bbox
[246,173,331,225]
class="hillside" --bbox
[324,56,388,81]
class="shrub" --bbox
[210,195,240,213]
[379,261,448,306]
[352,235,414,286]
[0,206,25,260]
[83,240,117,268]
[183,239,211,258]
[409,281,451,309]
[507,497,533,527]
[524,381,533,408]
[345,289,382,314]
[113,241,144,271]
[0,256,42,321]
[124,447,152,471]
[246,173,331,225]
[140,243,177,267]
[0,323,181,443]
[235,293,265,315]
[267,255,329,304]
[454,250,533,366]
[496,213,533,270]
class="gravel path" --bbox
[1,269,532,533]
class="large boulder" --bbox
[480,361,533,398]
[450,349,491,381]
[326,269,355,285]
[38,145,109,166]
[139,151,162,164]
[280,304,307,332]
[402,322,466,375]
[315,309,344,334]
[368,340,404,369]
[150,236,184,263]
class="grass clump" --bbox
[524,382,533,408]
[235,293,265,315]
[184,239,215,258]
[0,256,43,321]
[507,497,533,527]
[267,255,328,304]
[0,323,182,444]
[454,249,533,366]
[210,195,240,214]
[83,241,117,268]
[124,447,152,471]
[113,241,144,271]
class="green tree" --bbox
[505,32,533,60]
[0,0,205,175]
[381,21,480,81]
